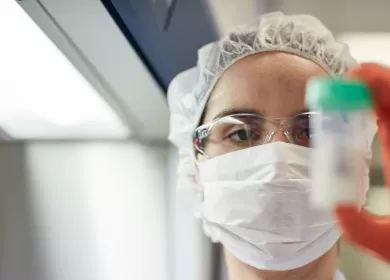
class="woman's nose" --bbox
[267,129,291,144]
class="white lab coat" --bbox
[334,270,345,280]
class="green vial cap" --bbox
[305,78,373,112]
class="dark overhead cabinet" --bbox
[101,0,219,91]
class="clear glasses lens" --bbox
[286,113,313,147]
[195,113,315,157]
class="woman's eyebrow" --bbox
[291,109,309,116]
[213,108,264,120]
[212,108,309,120]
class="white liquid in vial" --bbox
[311,142,363,209]
[310,112,365,209]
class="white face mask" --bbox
[198,142,369,271]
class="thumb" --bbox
[334,204,390,262]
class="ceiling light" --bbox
[0,1,129,139]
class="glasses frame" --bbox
[193,112,319,158]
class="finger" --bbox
[346,63,390,123]
[334,204,390,263]
[334,205,375,245]
[346,63,390,186]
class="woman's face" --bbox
[200,52,327,157]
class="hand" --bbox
[333,63,390,263]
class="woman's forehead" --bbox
[203,52,327,123]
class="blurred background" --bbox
[0,0,389,280]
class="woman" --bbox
[168,12,377,280]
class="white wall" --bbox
[18,0,169,140]
[0,145,39,280]
[0,141,168,280]
[203,0,262,36]
[166,146,213,280]
[266,0,390,34]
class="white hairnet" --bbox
[167,67,201,190]
[167,11,377,189]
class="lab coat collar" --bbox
[334,269,345,280]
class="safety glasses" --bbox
[193,112,318,158]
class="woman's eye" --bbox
[229,129,259,142]
[296,128,311,140]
